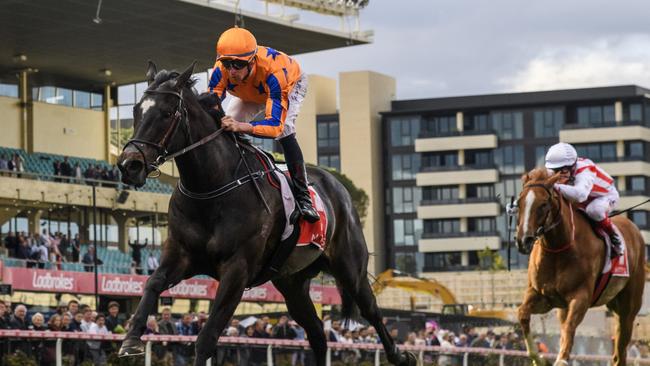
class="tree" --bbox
[478,247,506,271]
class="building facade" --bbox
[382,85,650,273]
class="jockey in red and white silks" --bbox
[545,142,622,256]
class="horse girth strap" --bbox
[177,169,269,200]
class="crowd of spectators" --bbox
[2,229,81,270]
[51,156,121,187]
[0,297,648,366]
[0,153,25,177]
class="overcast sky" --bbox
[278,0,650,100]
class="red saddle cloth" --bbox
[296,187,328,250]
[591,225,629,305]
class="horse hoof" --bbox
[398,351,417,366]
[118,338,145,357]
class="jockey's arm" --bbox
[555,169,596,203]
[248,71,288,138]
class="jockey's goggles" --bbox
[221,58,251,70]
[552,165,574,174]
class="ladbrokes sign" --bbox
[1,264,340,304]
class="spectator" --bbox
[175,313,198,365]
[10,304,28,329]
[0,300,8,329]
[55,299,68,316]
[40,314,63,364]
[61,313,73,331]
[4,231,18,257]
[59,234,71,262]
[249,319,270,366]
[67,299,80,317]
[105,301,122,333]
[272,315,297,365]
[535,337,549,353]
[0,153,8,174]
[82,245,103,272]
[53,160,61,181]
[71,234,81,262]
[230,318,246,336]
[146,251,159,275]
[157,307,177,364]
[12,153,24,177]
[144,315,167,361]
[34,237,49,269]
[74,163,82,183]
[87,314,109,365]
[471,332,490,348]
[629,341,641,359]
[438,331,455,366]
[128,239,147,274]
[80,307,94,332]
[60,156,72,178]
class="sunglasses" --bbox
[552,166,573,174]
[221,59,250,70]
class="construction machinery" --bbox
[371,269,515,322]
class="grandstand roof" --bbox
[0,0,370,91]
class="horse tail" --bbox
[336,279,361,325]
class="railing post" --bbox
[499,353,504,366]
[206,357,211,366]
[463,351,469,366]
[145,340,152,366]
[419,350,424,365]
[55,338,62,366]
[326,347,331,366]
[375,348,380,366]
[267,345,274,366]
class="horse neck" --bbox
[540,194,575,252]
[173,100,239,193]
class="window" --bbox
[464,114,491,132]
[57,88,73,107]
[118,84,136,105]
[423,219,460,235]
[465,149,493,167]
[574,143,617,162]
[466,184,494,199]
[422,186,459,202]
[73,91,90,109]
[625,103,643,122]
[393,187,422,213]
[535,145,553,167]
[393,219,422,246]
[492,111,523,140]
[495,178,522,204]
[421,151,457,170]
[494,145,524,174]
[625,141,644,159]
[534,108,564,137]
[422,115,456,137]
[0,83,18,98]
[626,176,646,192]
[576,105,615,126]
[317,120,339,148]
[629,211,647,228]
[390,116,421,146]
[91,93,103,110]
[468,217,496,233]
[318,155,340,171]
[392,154,421,180]
[424,252,462,270]
[395,253,419,274]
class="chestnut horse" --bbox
[515,168,645,366]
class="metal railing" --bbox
[420,197,498,206]
[418,129,497,139]
[419,164,497,173]
[1,330,648,366]
[562,120,647,130]
[421,231,500,239]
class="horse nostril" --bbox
[123,159,144,176]
[523,236,536,248]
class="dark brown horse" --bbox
[116,62,416,366]
[515,168,646,366]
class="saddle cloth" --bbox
[273,164,328,250]
[591,224,629,304]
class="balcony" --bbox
[417,164,499,186]
[560,121,650,143]
[597,157,650,177]
[418,197,500,219]
[418,231,501,252]
[415,130,497,153]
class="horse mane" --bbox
[149,69,198,91]
[524,167,550,183]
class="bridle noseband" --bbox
[520,183,574,253]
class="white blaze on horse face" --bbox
[523,190,536,235]
[140,98,156,117]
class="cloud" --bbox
[499,35,650,92]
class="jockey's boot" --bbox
[598,217,622,259]
[287,161,320,223]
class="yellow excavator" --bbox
[371,269,514,322]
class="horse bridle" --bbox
[123,89,224,177]
[521,183,564,238]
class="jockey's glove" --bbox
[506,201,519,216]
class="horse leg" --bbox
[193,257,249,366]
[518,288,551,366]
[608,270,645,366]
[555,292,590,366]
[273,275,327,366]
[119,243,189,357]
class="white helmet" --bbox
[545,142,577,169]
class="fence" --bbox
[1,330,649,366]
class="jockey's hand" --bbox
[221,116,253,134]
[506,201,519,216]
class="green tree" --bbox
[478,247,507,271]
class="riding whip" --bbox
[507,196,514,271]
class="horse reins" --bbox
[522,183,575,253]
[123,87,272,210]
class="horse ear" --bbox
[173,61,197,91]
[545,172,563,188]
[146,60,158,86]
[521,172,530,184]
